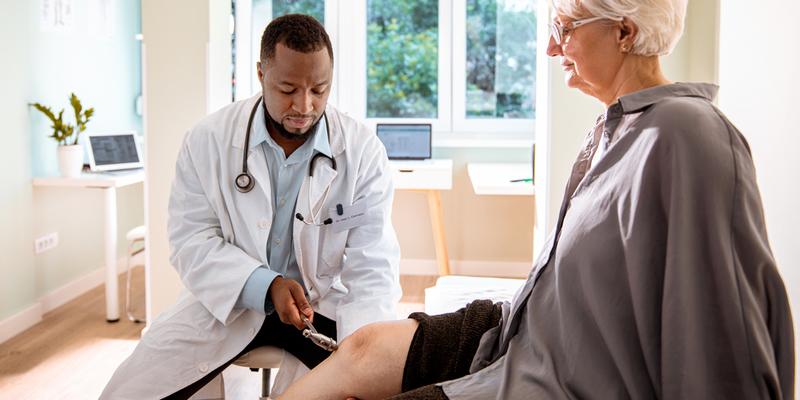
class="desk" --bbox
[33,169,145,322]
[467,163,535,196]
[389,160,453,275]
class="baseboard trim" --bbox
[400,258,531,278]
[0,256,140,344]
[40,256,138,313]
[0,302,43,345]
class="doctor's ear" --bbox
[256,61,265,80]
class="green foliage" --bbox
[466,0,537,118]
[30,93,94,146]
[367,0,439,118]
[366,0,537,119]
[271,0,324,23]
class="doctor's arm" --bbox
[168,133,270,325]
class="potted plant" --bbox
[31,93,94,177]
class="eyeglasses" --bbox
[549,16,611,45]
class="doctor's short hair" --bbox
[260,14,333,64]
[550,0,688,56]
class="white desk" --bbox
[467,163,535,196]
[33,169,145,322]
[389,160,453,275]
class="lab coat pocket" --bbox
[318,227,347,277]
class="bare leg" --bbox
[277,319,419,400]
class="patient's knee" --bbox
[338,323,382,363]
[337,319,419,367]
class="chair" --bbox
[232,346,285,400]
[125,225,146,323]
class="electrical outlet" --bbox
[34,232,59,254]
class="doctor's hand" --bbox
[268,276,314,330]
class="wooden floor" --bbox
[0,268,436,399]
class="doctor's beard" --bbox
[265,108,322,143]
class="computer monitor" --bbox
[376,123,432,160]
[86,131,143,172]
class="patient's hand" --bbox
[268,276,313,329]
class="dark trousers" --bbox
[163,311,337,399]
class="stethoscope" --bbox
[235,97,337,226]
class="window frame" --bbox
[233,0,340,105]
[337,0,452,133]
[234,0,536,140]
[451,0,536,136]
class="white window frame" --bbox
[233,0,339,105]
[450,0,536,136]
[234,0,536,141]
[337,0,452,133]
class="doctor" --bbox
[102,14,401,399]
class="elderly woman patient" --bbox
[277,0,794,398]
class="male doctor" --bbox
[102,14,401,399]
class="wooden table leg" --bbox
[426,190,450,275]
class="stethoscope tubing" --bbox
[235,96,336,226]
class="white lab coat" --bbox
[101,95,401,399]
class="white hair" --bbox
[551,0,688,56]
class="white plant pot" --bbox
[57,144,84,177]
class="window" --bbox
[452,0,537,133]
[366,0,438,118]
[269,0,324,23]
[233,0,538,137]
[465,0,536,119]
[233,0,328,100]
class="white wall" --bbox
[0,0,143,335]
[718,1,800,392]
[143,0,232,319]
[0,1,36,324]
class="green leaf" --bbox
[31,103,58,123]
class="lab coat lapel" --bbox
[245,147,272,263]
[246,147,272,205]
[308,161,337,213]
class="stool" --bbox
[232,346,285,399]
[125,225,146,323]
[424,275,526,315]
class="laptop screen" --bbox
[87,132,142,171]
[376,124,432,160]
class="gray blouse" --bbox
[442,82,794,400]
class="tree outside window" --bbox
[270,0,324,23]
[367,0,439,118]
[466,0,536,119]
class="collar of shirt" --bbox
[599,82,718,146]
[247,98,332,161]
[615,82,719,114]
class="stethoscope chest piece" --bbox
[235,172,255,193]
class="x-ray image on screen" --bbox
[376,124,432,160]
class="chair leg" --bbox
[260,368,271,400]
[125,241,145,323]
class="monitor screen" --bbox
[376,124,432,160]
[89,134,140,166]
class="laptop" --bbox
[86,131,143,172]
[376,123,432,160]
